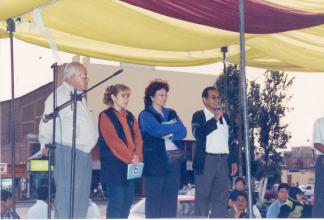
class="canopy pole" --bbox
[239,0,253,218]
[7,18,16,212]
[221,46,228,108]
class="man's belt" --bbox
[205,152,228,156]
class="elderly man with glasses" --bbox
[39,62,98,218]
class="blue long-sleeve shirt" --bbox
[139,105,187,141]
[266,199,283,218]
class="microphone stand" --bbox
[70,88,78,218]
[43,68,123,218]
[43,69,123,122]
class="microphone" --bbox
[42,113,53,123]
[42,111,58,123]
[216,103,225,124]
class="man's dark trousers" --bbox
[194,154,230,218]
[313,155,324,217]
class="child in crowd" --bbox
[228,177,246,208]
[228,177,261,218]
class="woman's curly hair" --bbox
[144,79,169,108]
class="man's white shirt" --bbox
[39,81,98,153]
[27,200,53,219]
[313,116,324,155]
[204,107,229,154]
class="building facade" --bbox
[0,82,52,199]
[282,146,315,186]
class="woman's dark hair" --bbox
[144,79,169,108]
[38,185,49,201]
[103,84,130,106]
[288,186,303,201]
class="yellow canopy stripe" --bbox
[0,0,49,20]
[0,0,324,72]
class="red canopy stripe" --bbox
[122,0,324,34]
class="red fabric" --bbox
[122,0,324,34]
[99,110,143,164]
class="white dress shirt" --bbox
[204,107,229,154]
[27,200,53,219]
[39,81,98,153]
[313,116,324,155]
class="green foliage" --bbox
[251,159,282,189]
[215,64,241,134]
[216,66,294,188]
[248,70,294,186]
[216,64,244,175]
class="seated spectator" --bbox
[227,177,261,218]
[301,194,312,218]
[27,185,52,219]
[86,199,100,219]
[278,186,312,218]
[266,183,289,218]
[228,177,246,208]
[228,191,256,218]
[1,190,20,219]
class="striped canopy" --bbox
[1,0,324,71]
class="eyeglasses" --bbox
[207,96,221,100]
[78,74,89,81]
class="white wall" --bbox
[87,63,220,140]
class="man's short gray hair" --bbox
[64,62,84,79]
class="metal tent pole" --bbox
[239,0,253,217]
[7,18,16,213]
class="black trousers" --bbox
[144,162,181,218]
[105,180,135,219]
[313,155,324,218]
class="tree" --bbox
[215,64,244,175]
[216,67,293,197]
[248,70,294,199]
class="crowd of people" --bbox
[1,61,323,219]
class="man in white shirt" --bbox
[27,186,53,219]
[86,199,101,219]
[191,87,238,218]
[38,62,98,218]
[312,116,324,217]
